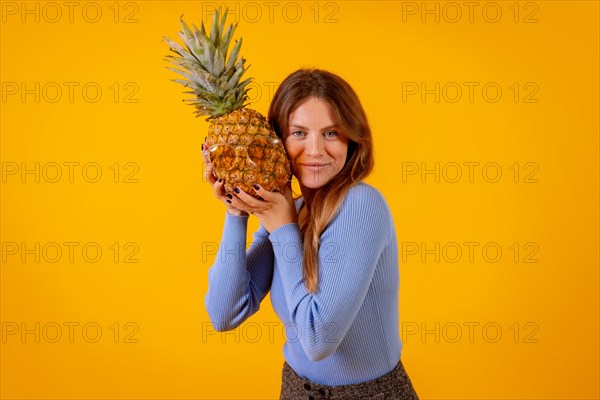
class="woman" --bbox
[202,69,420,399]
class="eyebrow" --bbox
[289,124,340,131]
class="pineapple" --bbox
[163,7,290,196]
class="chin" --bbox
[298,174,334,190]
[300,181,325,190]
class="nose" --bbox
[306,133,324,156]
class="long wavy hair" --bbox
[268,68,374,294]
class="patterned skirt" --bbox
[279,359,420,400]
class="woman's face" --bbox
[284,96,349,190]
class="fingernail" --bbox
[234,187,240,194]
[226,194,232,199]
[253,184,260,190]
[201,143,205,151]
[226,199,231,204]
[218,178,222,183]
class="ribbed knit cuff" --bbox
[224,210,249,230]
[268,221,298,235]
[225,209,250,218]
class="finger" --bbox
[233,186,264,208]
[251,184,276,202]
[204,162,217,184]
[214,178,227,198]
[227,190,252,213]
[201,141,212,164]
[201,142,209,163]
[202,143,211,164]
[219,183,241,209]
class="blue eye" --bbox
[324,131,338,138]
[291,131,304,137]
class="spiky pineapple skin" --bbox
[164,7,291,196]
[206,108,290,196]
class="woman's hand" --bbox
[201,142,249,217]
[228,181,298,233]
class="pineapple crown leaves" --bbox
[162,7,253,119]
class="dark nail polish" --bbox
[226,199,231,204]
[226,193,232,199]
[234,187,240,194]
[218,178,222,183]
[253,184,259,190]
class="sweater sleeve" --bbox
[267,184,393,361]
[204,211,275,332]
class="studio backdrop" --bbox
[1,1,599,399]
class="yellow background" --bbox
[1,1,598,399]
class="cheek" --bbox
[284,143,302,161]
[334,144,349,163]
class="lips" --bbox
[300,163,333,173]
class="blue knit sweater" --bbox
[204,181,402,386]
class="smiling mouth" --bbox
[300,163,331,167]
